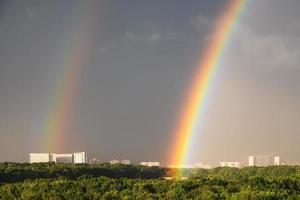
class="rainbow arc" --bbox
[169,0,246,168]
[43,2,99,152]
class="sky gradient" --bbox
[0,0,300,166]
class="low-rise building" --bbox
[193,162,211,169]
[110,159,120,164]
[140,162,160,167]
[220,161,240,168]
[29,153,50,163]
[121,159,131,165]
[167,164,194,169]
[91,158,100,164]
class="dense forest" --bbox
[1,163,300,199]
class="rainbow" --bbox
[42,2,98,152]
[168,0,246,167]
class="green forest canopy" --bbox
[1,163,300,199]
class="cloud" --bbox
[124,31,140,41]
[124,31,180,44]
[190,3,300,72]
[145,33,162,42]
[99,42,116,55]
[244,36,300,70]
[225,22,300,71]
[26,8,34,17]
[190,14,212,32]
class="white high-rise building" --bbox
[248,155,280,166]
[29,153,50,163]
[274,156,280,165]
[29,152,88,164]
[73,152,88,163]
[51,154,73,163]
[249,156,255,166]
[220,162,240,168]
[140,162,160,167]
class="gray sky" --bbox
[0,0,300,166]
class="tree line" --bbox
[0,162,165,182]
[1,163,300,199]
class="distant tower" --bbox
[249,156,255,166]
[274,156,280,165]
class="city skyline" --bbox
[0,0,300,165]
[28,151,299,168]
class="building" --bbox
[121,159,131,165]
[249,156,255,166]
[167,164,194,169]
[110,159,120,164]
[29,152,88,164]
[51,154,73,163]
[73,152,88,163]
[220,162,240,168]
[29,153,50,163]
[91,157,100,164]
[274,156,280,165]
[193,162,211,169]
[140,162,160,167]
[248,155,280,166]
[109,159,131,165]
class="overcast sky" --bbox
[0,0,300,166]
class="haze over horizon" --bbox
[0,0,300,166]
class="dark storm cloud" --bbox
[0,0,299,166]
